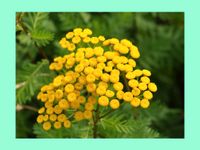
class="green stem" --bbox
[93,105,99,138]
[121,72,131,91]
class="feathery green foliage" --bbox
[16,59,55,104]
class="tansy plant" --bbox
[36,28,157,137]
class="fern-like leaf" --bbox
[99,111,159,138]
[30,30,54,47]
[22,12,49,31]
[16,59,55,104]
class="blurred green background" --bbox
[16,12,184,138]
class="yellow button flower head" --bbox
[85,102,94,111]
[116,90,124,99]
[58,99,69,109]
[83,110,93,119]
[65,84,74,93]
[67,92,77,102]
[38,107,45,114]
[36,28,158,131]
[54,121,62,129]
[64,120,71,128]
[140,99,150,109]
[37,115,44,123]
[123,92,133,102]
[105,90,115,98]
[74,111,84,121]
[43,121,51,131]
[49,114,57,121]
[98,96,109,106]
[143,90,153,100]
[66,32,74,39]
[148,82,157,92]
[110,99,120,109]
[130,97,140,107]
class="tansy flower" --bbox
[86,83,96,92]
[66,32,74,39]
[105,90,115,98]
[37,115,44,123]
[54,121,62,129]
[98,96,109,106]
[74,111,84,121]
[65,84,74,93]
[148,82,157,92]
[110,99,120,109]
[130,97,140,107]
[116,90,124,99]
[85,102,94,111]
[64,120,71,128]
[58,99,69,109]
[143,90,153,100]
[123,92,133,102]
[49,114,57,122]
[83,110,93,119]
[67,92,77,102]
[140,99,150,109]
[36,28,158,131]
[43,121,51,131]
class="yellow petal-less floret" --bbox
[113,82,124,91]
[37,115,44,123]
[54,121,62,129]
[142,69,151,76]
[57,114,67,122]
[105,90,115,98]
[42,121,51,131]
[86,83,96,92]
[141,76,150,84]
[98,96,109,106]
[83,110,93,119]
[116,90,124,99]
[64,120,71,128]
[130,45,140,59]
[138,82,147,91]
[123,92,133,102]
[86,74,96,83]
[74,111,84,121]
[55,89,63,100]
[143,90,153,100]
[130,97,140,107]
[49,114,57,122]
[58,99,69,109]
[110,99,120,109]
[38,107,45,114]
[132,87,141,96]
[66,32,74,39]
[140,99,150,109]
[67,92,77,102]
[65,84,74,93]
[148,82,157,92]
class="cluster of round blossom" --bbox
[36,28,157,131]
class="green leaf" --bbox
[16,59,55,104]
[98,110,159,138]
[30,29,54,47]
[22,12,49,31]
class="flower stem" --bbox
[92,105,99,138]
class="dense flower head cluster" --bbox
[36,28,157,131]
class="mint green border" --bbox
[0,0,199,149]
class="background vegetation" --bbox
[16,12,184,138]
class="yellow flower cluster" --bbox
[36,28,157,131]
